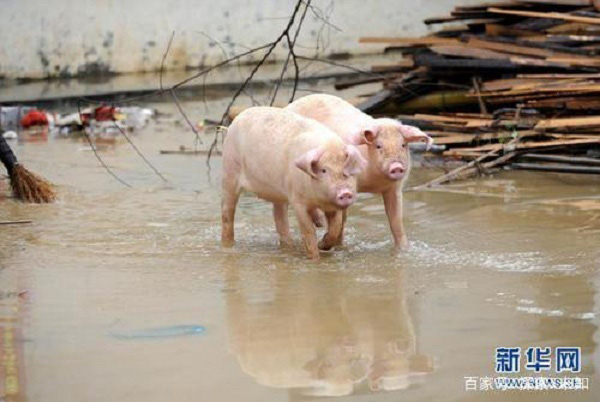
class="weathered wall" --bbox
[0,0,482,79]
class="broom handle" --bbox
[0,135,18,174]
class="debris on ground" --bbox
[1,105,155,144]
[110,324,206,340]
[346,0,600,184]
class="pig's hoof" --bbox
[394,238,410,251]
[221,236,235,248]
[279,237,294,248]
[318,237,336,251]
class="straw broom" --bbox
[0,134,56,203]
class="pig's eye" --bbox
[376,144,382,150]
[321,168,327,174]
[401,143,407,148]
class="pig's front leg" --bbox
[293,203,320,260]
[310,209,326,228]
[382,187,409,249]
[318,210,344,251]
[273,202,294,247]
[338,209,347,246]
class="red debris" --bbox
[20,110,48,128]
[94,106,116,121]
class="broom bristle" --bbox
[10,164,56,203]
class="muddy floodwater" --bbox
[1,86,600,401]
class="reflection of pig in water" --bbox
[224,263,434,397]
[286,94,433,249]
[221,107,366,259]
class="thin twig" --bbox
[77,0,321,185]
[170,89,203,145]
[0,220,32,225]
[110,103,169,183]
[77,100,132,188]
[206,0,308,164]
[271,0,311,105]
[160,31,175,91]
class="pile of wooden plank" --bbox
[346,0,600,181]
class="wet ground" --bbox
[1,75,600,401]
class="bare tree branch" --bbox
[78,0,326,184]
[110,103,169,183]
[77,100,132,188]
[160,31,175,91]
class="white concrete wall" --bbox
[0,0,482,79]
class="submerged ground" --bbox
[1,76,599,401]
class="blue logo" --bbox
[525,347,551,372]
[556,347,581,373]
[495,347,521,373]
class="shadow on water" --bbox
[221,256,434,397]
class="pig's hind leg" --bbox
[221,158,242,247]
[273,202,294,247]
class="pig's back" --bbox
[226,107,338,201]
[286,94,373,141]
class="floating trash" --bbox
[111,325,205,340]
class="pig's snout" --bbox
[387,162,405,180]
[336,189,355,208]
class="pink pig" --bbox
[286,94,432,249]
[221,106,366,259]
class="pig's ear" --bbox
[295,147,324,179]
[399,124,433,150]
[349,126,379,145]
[344,145,367,176]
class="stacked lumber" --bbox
[347,0,600,182]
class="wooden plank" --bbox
[466,37,591,59]
[356,89,393,113]
[484,77,590,92]
[407,114,526,129]
[488,7,600,25]
[511,162,600,174]
[546,34,600,41]
[526,96,600,108]
[413,113,488,123]
[548,133,600,139]
[430,45,512,60]
[478,83,600,97]
[358,37,458,45]
[565,99,600,108]
[334,75,396,90]
[432,131,541,145]
[516,73,600,78]
[516,0,591,5]
[546,22,600,33]
[482,77,555,91]
[520,153,600,165]
[445,138,600,155]
[485,23,541,38]
[535,115,600,129]
[546,57,600,65]
[370,59,414,73]
[413,53,523,70]
[485,90,599,104]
